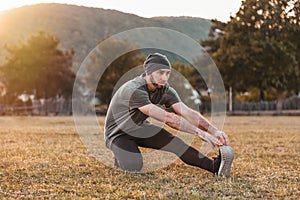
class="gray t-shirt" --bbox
[104,74,181,148]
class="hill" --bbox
[0,3,211,71]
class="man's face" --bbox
[150,69,171,89]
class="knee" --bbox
[118,154,143,172]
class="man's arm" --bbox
[138,103,222,147]
[171,102,229,145]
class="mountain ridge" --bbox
[0,3,212,71]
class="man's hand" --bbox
[216,131,230,146]
[197,130,223,147]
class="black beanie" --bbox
[143,53,171,75]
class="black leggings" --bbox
[111,128,214,172]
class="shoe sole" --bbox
[218,145,234,178]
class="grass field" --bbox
[0,116,299,199]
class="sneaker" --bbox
[217,145,234,178]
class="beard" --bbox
[150,74,166,88]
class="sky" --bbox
[0,0,243,22]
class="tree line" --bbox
[0,31,75,106]
[0,0,299,112]
[201,0,299,109]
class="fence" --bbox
[232,95,300,111]
[199,95,300,114]
[1,95,300,116]
[0,98,83,116]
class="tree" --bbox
[201,19,226,55]
[82,37,143,106]
[97,50,143,105]
[1,31,75,102]
[204,0,300,107]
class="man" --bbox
[104,53,234,177]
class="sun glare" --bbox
[0,0,243,22]
[1,2,25,11]
[0,1,50,12]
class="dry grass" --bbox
[0,116,299,199]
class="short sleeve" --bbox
[129,87,152,109]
